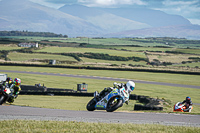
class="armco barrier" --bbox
[134,104,163,111]
[21,85,74,93]
[20,85,163,111]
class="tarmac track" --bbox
[0,105,200,127]
[0,70,200,89]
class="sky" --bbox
[11,0,200,25]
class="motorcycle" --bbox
[86,87,129,112]
[173,102,193,112]
[0,86,14,105]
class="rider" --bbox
[9,78,21,100]
[2,77,13,88]
[181,96,193,112]
[99,80,135,104]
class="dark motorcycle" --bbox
[0,86,14,105]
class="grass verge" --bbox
[1,66,200,113]
[0,120,199,133]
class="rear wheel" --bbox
[86,98,96,111]
[106,97,123,112]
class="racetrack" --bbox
[1,70,200,127]
[0,70,200,127]
[1,105,200,127]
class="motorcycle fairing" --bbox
[174,103,184,111]
[95,89,121,109]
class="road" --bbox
[0,70,200,89]
[0,105,200,127]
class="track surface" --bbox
[0,105,200,127]
[1,70,200,89]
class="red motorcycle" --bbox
[173,102,193,112]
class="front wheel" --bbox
[106,97,123,112]
[86,98,96,111]
[0,95,6,105]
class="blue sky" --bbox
[11,0,200,25]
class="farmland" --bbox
[0,36,200,132]
[0,36,200,112]
[0,37,200,73]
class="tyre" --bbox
[86,98,96,111]
[0,95,6,105]
[106,97,123,112]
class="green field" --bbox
[36,46,146,58]
[1,66,200,113]
[0,45,23,51]
[1,37,200,72]
[1,37,200,132]
[1,120,199,133]
[8,52,76,62]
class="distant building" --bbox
[18,42,39,48]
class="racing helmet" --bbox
[6,77,12,82]
[6,77,13,84]
[14,78,21,86]
[126,81,135,93]
[186,96,191,101]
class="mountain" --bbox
[59,4,151,33]
[106,25,200,39]
[102,7,191,27]
[0,0,199,39]
[0,0,103,37]
[58,4,200,39]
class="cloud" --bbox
[156,0,200,18]
[78,0,147,7]
[162,0,198,6]
[189,19,200,25]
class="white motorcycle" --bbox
[86,86,129,112]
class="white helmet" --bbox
[126,81,135,92]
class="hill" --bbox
[0,0,103,37]
[0,0,200,39]
[107,25,200,39]
[59,4,151,33]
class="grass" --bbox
[0,37,200,131]
[1,43,200,71]
[174,62,200,68]
[0,66,199,113]
[8,52,77,62]
[147,52,200,64]
[13,95,137,112]
[175,48,200,54]
[36,47,146,58]
[0,120,199,133]
[110,46,173,52]
[80,57,147,66]
[0,45,23,51]
[0,66,199,86]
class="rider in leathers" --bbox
[181,96,193,112]
[98,81,135,104]
[1,77,13,89]
[8,78,21,103]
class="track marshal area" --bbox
[0,105,200,127]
